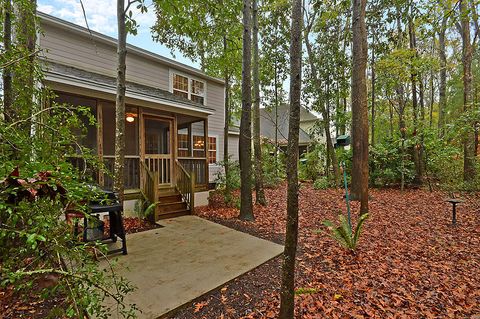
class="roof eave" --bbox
[44,71,215,115]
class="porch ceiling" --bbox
[42,61,214,115]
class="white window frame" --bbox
[207,135,218,165]
[169,69,207,105]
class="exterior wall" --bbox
[39,16,226,183]
[228,134,240,161]
[204,82,225,182]
[300,120,316,136]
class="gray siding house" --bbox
[228,104,320,160]
[38,13,225,218]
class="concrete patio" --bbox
[104,216,283,318]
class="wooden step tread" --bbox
[157,201,185,207]
[155,209,190,220]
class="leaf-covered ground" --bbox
[170,184,480,319]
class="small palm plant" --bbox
[322,213,369,251]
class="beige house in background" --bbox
[38,13,226,219]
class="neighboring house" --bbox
[228,104,321,159]
[38,13,225,218]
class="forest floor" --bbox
[169,184,480,319]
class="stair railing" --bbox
[140,160,158,211]
[174,160,195,213]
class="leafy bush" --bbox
[261,139,286,187]
[299,144,325,181]
[0,96,137,318]
[322,213,369,251]
[369,138,415,187]
[313,176,330,190]
[214,158,241,191]
[213,158,241,206]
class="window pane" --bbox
[173,74,188,92]
[191,79,204,95]
[191,95,204,104]
[174,90,188,99]
[178,130,189,158]
[208,137,216,164]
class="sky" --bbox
[37,0,199,67]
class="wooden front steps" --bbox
[154,187,190,221]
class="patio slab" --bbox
[104,215,283,318]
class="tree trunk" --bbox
[350,0,369,213]
[239,0,254,221]
[429,44,435,128]
[460,0,476,182]
[395,5,406,192]
[419,74,426,179]
[371,33,376,148]
[252,0,267,206]
[13,0,36,124]
[438,12,447,136]
[409,17,422,185]
[114,0,127,202]
[304,27,340,186]
[3,0,13,123]
[279,0,302,316]
[274,59,280,178]
[223,36,231,198]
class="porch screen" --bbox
[102,104,139,156]
[102,103,140,190]
[177,128,189,157]
[54,93,97,152]
[191,121,205,158]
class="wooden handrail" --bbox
[140,160,158,219]
[174,160,195,213]
[175,159,191,179]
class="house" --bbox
[38,13,225,219]
[228,104,321,160]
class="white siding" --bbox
[228,134,240,161]
[39,22,170,90]
[206,81,225,182]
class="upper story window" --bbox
[172,72,206,105]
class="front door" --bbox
[143,116,173,186]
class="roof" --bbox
[37,12,224,85]
[259,106,313,145]
[43,62,215,115]
[275,103,320,122]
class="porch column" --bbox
[173,115,178,182]
[139,108,145,189]
[97,101,104,187]
[204,118,209,186]
[188,122,193,157]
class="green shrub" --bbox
[261,139,286,187]
[214,157,241,191]
[0,102,137,318]
[299,144,325,181]
[322,213,369,251]
[369,138,415,187]
[313,177,330,190]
